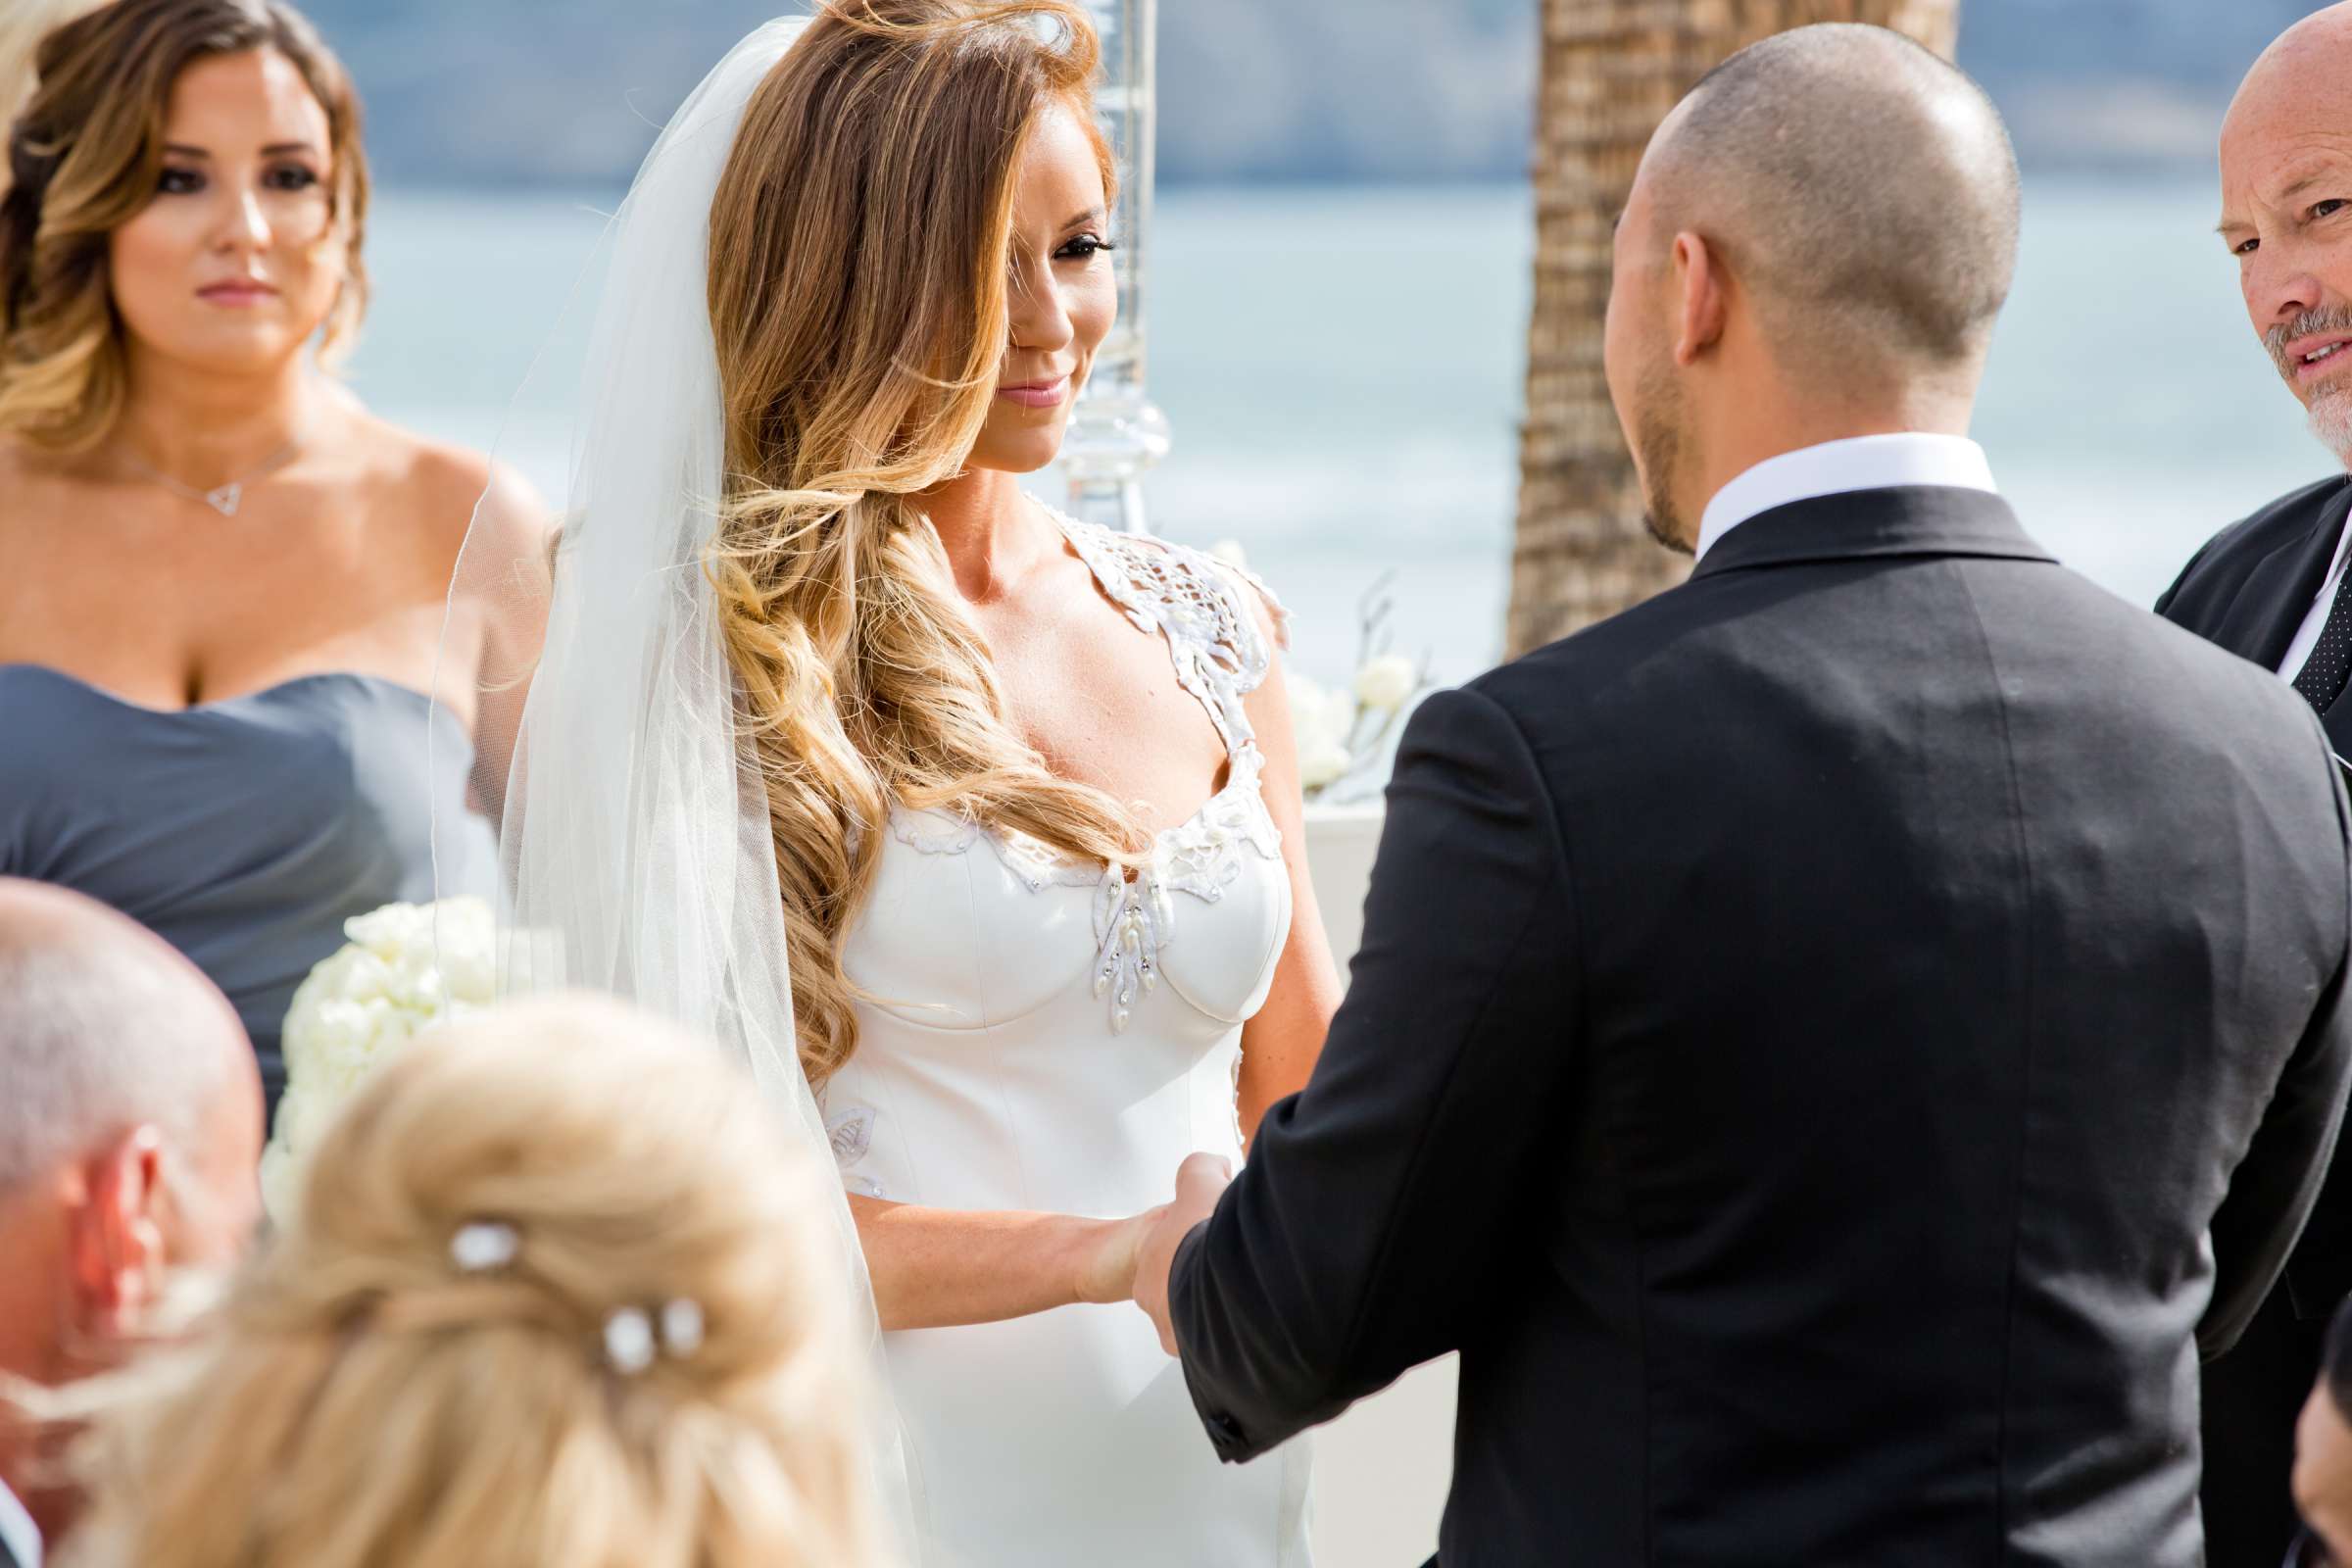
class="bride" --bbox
[446,2,1342,1562]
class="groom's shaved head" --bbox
[1642,24,2021,382]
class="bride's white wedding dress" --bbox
[821,509,1314,1567]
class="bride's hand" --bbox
[1073,1206,1169,1305]
[1133,1154,1234,1353]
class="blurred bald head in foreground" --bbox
[1603,24,2020,551]
[0,879,261,1546]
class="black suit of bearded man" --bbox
[2160,471,2352,1568]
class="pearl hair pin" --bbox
[448,1219,704,1376]
[661,1298,708,1356]
[604,1307,659,1375]
[450,1220,520,1272]
[605,1298,709,1376]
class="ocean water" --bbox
[349,177,2326,690]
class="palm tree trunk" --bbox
[1507,0,1962,659]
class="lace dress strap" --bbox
[1051,508,1290,754]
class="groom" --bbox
[1134,25,2352,1567]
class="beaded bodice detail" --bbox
[884,509,1289,1035]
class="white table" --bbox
[1299,805,1458,1567]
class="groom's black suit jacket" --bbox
[1171,487,2352,1567]
[2159,472,2352,1568]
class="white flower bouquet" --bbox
[258,897,498,1222]
[1210,539,1431,804]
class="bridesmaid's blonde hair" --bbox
[67,994,888,1568]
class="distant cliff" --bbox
[297,0,2312,189]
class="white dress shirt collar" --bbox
[2276,504,2352,682]
[1694,433,2000,563]
[0,1472,40,1568]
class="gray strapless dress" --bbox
[0,665,498,1118]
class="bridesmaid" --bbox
[0,0,544,1121]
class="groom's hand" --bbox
[1135,1152,1234,1356]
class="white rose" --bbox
[270,1079,351,1164]
[1206,538,1250,571]
[1287,672,1367,796]
[1299,741,1354,791]
[1325,687,1360,742]
[440,924,499,1000]
[258,1143,304,1226]
[263,896,498,1224]
[1287,672,1339,749]
[1353,654,1418,713]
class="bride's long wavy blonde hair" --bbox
[708,0,1143,1086]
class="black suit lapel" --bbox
[2209,486,2352,672]
[2319,691,2352,762]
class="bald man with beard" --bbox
[1132,24,2352,1568]
[2158,10,2352,1564]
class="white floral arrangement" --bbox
[258,897,498,1222]
[1209,539,1429,803]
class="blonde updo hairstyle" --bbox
[706,0,1140,1090]
[0,0,368,452]
[70,994,886,1568]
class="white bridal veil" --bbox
[429,14,919,1549]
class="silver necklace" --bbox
[121,435,302,517]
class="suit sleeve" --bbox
[2152,537,2212,619]
[2201,734,2352,1357]
[1169,682,1577,1463]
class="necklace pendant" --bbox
[204,483,242,517]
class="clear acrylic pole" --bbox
[1063,0,1169,535]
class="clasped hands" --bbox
[1078,1152,1233,1354]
